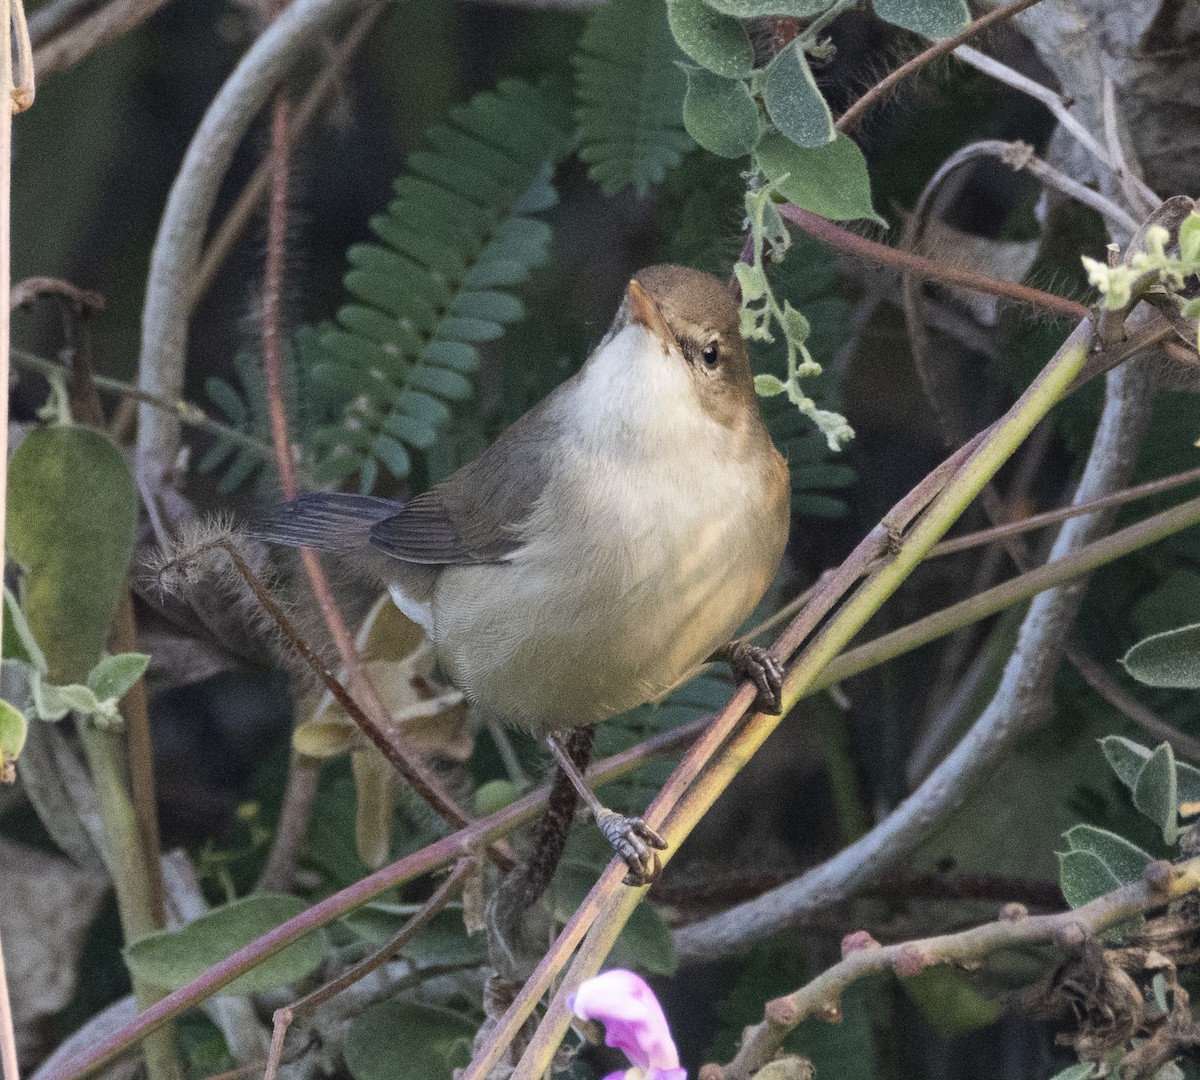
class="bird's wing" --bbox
[369,394,566,565]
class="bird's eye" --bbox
[701,342,720,367]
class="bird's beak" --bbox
[626,279,673,349]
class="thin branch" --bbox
[835,0,1049,134]
[914,139,1141,238]
[190,4,384,310]
[779,204,1088,318]
[136,0,370,485]
[263,860,472,1080]
[952,44,1160,212]
[0,937,16,1080]
[711,855,1200,1080]
[10,347,275,460]
[31,0,170,82]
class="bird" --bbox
[251,265,791,885]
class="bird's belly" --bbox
[430,499,778,735]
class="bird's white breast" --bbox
[428,324,786,735]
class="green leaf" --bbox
[7,426,138,684]
[1063,824,1152,885]
[754,132,880,223]
[574,0,693,196]
[1179,211,1200,263]
[0,699,29,767]
[763,42,834,149]
[668,0,755,77]
[1047,1065,1096,1080]
[902,969,1000,1036]
[344,1001,475,1080]
[782,300,811,345]
[1122,623,1200,688]
[872,0,970,37]
[1101,734,1151,792]
[1058,848,1122,908]
[755,374,787,396]
[734,261,769,301]
[1134,742,1180,843]
[124,894,327,995]
[86,653,150,704]
[700,0,828,15]
[682,68,761,158]
[3,587,44,670]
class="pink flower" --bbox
[569,969,687,1080]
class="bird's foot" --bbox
[595,809,668,887]
[717,640,784,714]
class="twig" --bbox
[914,139,1141,238]
[136,0,368,486]
[952,44,1160,212]
[710,855,1200,1080]
[780,204,1087,318]
[263,860,472,1080]
[32,0,169,82]
[190,4,384,310]
[0,937,16,1080]
[835,0,1048,134]
[255,753,320,892]
[10,347,275,460]
[1101,74,1156,220]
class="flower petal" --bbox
[569,970,681,1072]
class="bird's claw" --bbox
[596,809,668,887]
[724,641,784,714]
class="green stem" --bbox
[11,347,273,461]
[77,722,180,1080]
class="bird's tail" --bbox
[246,493,399,553]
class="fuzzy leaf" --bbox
[344,1001,474,1080]
[1064,824,1152,885]
[86,653,150,704]
[7,426,138,684]
[1047,1065,1096,1080]
[763,42,834,148]
[1134,742,1180,843]
[1101,734,1152,792]
[700,0,828,14]
[683,68,761,158]
[1122,623,1200,688]
[0,700,29,768]
[754,132,880,223]
[872,0,969,37]
[668,0,755,77]
[755,374,787,396]
[1058,848,1122,908]
[124,894,326,995]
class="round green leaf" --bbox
[668,0,754,78]
[0,699,29,764]
[872,0,969,37]
[1122,623,1200,688]
[1063,824,1152,885]
[7,426,138,684]
[87,653,150,703]
[124,894,327,995]
[755,374,787,397]
[763,42,834,149]
[345,1001,475,1080]
[1058,848,1122,908]
[700,0,827,15]
[755,132,881,223]
[683,68,761,158]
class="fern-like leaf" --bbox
[574,0,693,197]
[312,80,573,491]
